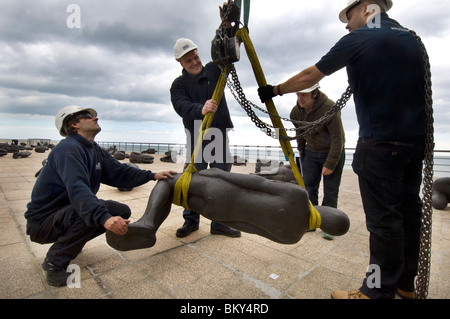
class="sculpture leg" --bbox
[106,180,173,251]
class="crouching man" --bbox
[25,105,176,286]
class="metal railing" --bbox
[97,141,185,155]
[96,141,450,177]
[344,148,450,177]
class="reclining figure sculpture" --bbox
[432,177,450,210]
[106,168,350,251]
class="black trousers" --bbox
[28,200,131,268]
[352,136,425,298]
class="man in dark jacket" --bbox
[170,38,240,238]
[259,0,427,299]
[25,105,176,286]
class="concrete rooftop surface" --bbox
[0,150,449,300]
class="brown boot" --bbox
[331,290,370,299]
[396,288,415,299]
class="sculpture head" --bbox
[314,206,350,236]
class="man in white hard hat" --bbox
[259,0,427,299]
[290,83,346,241]
[25,105,176,286]
[170,38,241,239]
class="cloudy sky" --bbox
[1,0,449,149]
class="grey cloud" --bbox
[0,0,449,147]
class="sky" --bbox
[0,0,449,149]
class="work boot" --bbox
[331,290,370,299]
[42,259,70,287]
[396,288,415,299]
[210,223,241,237]
[176,222,199,238]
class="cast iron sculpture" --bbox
[106,168,350,251]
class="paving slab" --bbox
[0,148,448,300]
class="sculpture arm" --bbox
[198,168,286,195]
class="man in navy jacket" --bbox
[258,0,427,299]
[170,38,240,238]
[25,105,176,286]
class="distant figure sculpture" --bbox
[255,165,296,183]
[106,168,350,251]
[432,177,450,210]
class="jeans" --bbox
[352,136,425,299]
[300,149,345,208]
[27,200,131,268]
[182,136,233,229]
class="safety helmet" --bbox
[174,38,198,60]
[298,83,320,94]
[55,105,97,137]
[339,0,393,23]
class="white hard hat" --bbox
[339,0,393,23]
[174,38,198,60]
[298,83,320,94]
[55,105,97,137]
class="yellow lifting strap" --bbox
[172,67,230,210]
[172,27,321,230]
[236,27,321,230]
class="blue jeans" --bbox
[300,149,345,208]
[352,136,425,299]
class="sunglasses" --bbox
[73,113,94,121]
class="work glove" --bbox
[258,85,275,103]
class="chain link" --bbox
[226,66,353,140]
[225,65,279,138]
[410,29,434,300]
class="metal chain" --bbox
[226,65,353,141]
[410,29,434,300]
[225,65,279,138]
[285,86,353,141]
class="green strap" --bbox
[243,0,250,26]
[235,0,250,26]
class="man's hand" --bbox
[155,171,177,180]
[104,216,130,235]
[202,99,218,115]
[322,167,334,176]
[258,85,275,103]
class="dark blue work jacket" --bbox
[170,62,234,151]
